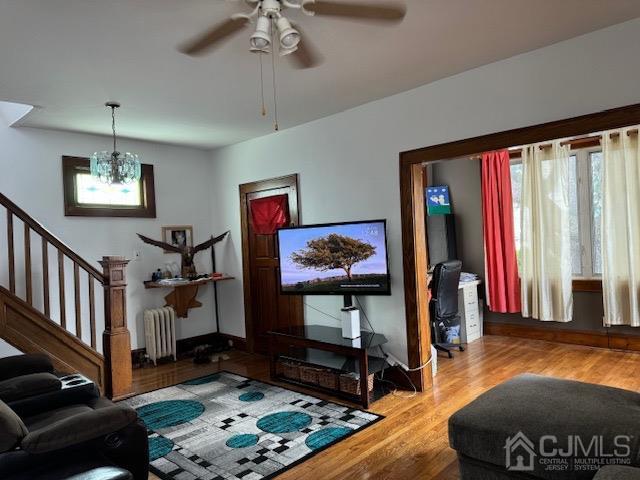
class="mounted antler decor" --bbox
[137,231,230,278]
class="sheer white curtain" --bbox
[520,141,573,322]
[601,129,640,326]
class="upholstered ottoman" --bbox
[449,374,640,479]
[593,465,640,480]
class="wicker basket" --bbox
[282,361,301,381]
[339,372,375,396]
[317,369,339,390]
[299,365,321,385]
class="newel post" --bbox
[100,256,133,400]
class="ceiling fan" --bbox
[179,0,407,69]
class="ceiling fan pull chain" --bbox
[271,17,279,131]
[259,51,266,116]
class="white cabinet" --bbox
[458,280,482,343]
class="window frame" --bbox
[574,147,602,279]
[510,147,603,291]
[62,156,156,218]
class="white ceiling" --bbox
[1,0,639,149]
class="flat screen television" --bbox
[277,219,390,296]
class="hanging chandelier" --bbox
[90,102,141,184]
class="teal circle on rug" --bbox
[226,434,259,448]
[136,400,205,430]
[305,427,352,451]
[181,373,221,385]
[257,411,312,433]
[239,391,265,402]
[148,436,174,461]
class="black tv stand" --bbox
[343,294,354,309]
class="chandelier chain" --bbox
[111,105,118,154]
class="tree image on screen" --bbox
[290,234,376,282]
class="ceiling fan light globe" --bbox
[275,16,300,49]
[250,45,271,54]
[279,45,298,56]
[280,30,300,48]
[250,15,271,49]
[250,34,270,49]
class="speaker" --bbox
[426,213,458,267]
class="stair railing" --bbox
[0,191,133,399]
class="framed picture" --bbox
[162,226,193,253]
[426,185,452,215]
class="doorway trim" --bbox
[399,103,640,392]
[239,173,300,353]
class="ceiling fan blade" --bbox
[288,26,323,69]
[179,17,249,56]
[305,1,406,22]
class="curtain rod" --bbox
[469,128,638,160]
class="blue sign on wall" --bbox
[426,185,451,215]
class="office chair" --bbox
[429,260,464,358]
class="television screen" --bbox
[277,220,390,295]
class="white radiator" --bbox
[144,307,177,365]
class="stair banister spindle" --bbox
[24,224,32,305]
[74,262,81,340]
[89,276,96,349]
[58,250,66,328]
[7,210,15,294]
[42,238,50,317]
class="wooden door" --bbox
[240,174,304,354]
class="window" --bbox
[510,147,602,279]
[63,156,156,217]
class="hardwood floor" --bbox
[133,335,640,480]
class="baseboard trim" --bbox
[484,322,640,352]
[132,332,248,367]
[218,333,247,352]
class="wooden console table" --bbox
[268,324,388,408]
[144,275,234,317]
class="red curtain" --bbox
[250,194,289,235]
[481,150,521,313]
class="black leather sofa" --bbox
[0,354,148,480]
[449,374,640,479]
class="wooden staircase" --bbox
[0,192,133,400]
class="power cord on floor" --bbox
[376,364,418,398]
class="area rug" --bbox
[123,371,383,480]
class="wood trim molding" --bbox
[572,279,603,292]
[131,332,248,367]
[218,333,248,352]
[399,103,640,392]
[485,321,640,353]
[399,162,432,391]
[400,103,640,165]
[62,156,156,218]
[485,322,609,348]
[239,174,300,354]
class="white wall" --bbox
[209,18,640,364]
[0,125,221,350]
